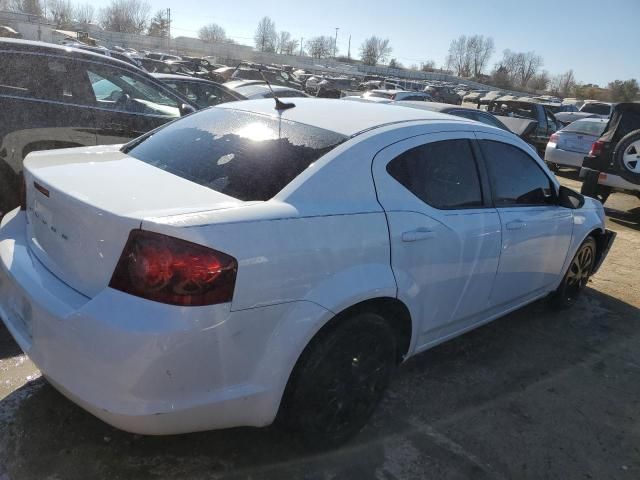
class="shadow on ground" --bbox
[1,288,640,480]
[0,323,22,360]
[607,207,640,232]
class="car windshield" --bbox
[563,119,608,136]
[125,108,347,200]
[581,103,611,115]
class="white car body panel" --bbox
[0,100,609,435]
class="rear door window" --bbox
[386,139,483,209]
[0,53,84,103]
[125,108,347,201]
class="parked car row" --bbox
[544,103,640,204]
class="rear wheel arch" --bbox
[587,228,609,269]
[299,296,413,367]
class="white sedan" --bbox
[0,99,615,446]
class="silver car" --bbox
[545,118,608,168]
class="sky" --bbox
[94,0,638,86]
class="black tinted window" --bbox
[125,108,347,201]
[581,103,610,115]
[0,53,79,103]
[386,139,483,209]
[480,140,553,206]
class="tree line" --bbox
[4,2,637,100]
[248,16,393,66]
[444,34,637,101]
[4,0,173,37]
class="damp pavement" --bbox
[1,171,639,479]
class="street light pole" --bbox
[334,27,339,58]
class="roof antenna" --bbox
[259,68,295,111]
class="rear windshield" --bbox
[124,108,347,201]
[563,119,607,136]
[581,103,610,115]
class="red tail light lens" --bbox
[109,230,237,306]
[549,133,559,144]
[589,140,605,157]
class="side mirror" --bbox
[179,103,196,116]
[558,185,585,209]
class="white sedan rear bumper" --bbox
[0,210,326,435]
[544,143,586,168]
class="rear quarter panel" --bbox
[143,211,396,312]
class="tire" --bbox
[580,169,611,204]
[550,236,597,309]
[612,129,640,184]
[278,311,397,448]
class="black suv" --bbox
[0,39,196,213]
[581,103,640,204]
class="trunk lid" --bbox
[23,145,245,298]
[557,131,599,154]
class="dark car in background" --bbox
[397,101,516,133]
[152,73,243,109]
[486,100,561,156]
[424,85,462,104]
[581,103,640,204]
[0,39,196,213]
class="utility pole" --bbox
[166,8,171,51]
[347,34,351,60]
[300,37,303,56]
[334,27,339,58]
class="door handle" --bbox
[506,220,526,230]
[401,227,436,242]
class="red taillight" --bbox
[549,133,559,144]
[589,140,605,157]
[109,230,237,306]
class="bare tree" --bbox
[198,23,226,43]
[282,38,299,56]
[276,30,291,54]
[446,35,471,77]
[74,3,95,27]
[528,70,550,91]
[421,59,436,72]
[46,0,73,27]
[359,36,392,66]
[254,16,276,52]
[467,35,494,77]
[608,79,639,102]
[388,58,402,69]
[8,0,43,16]
[496,49,544,89]
[306,36,333,59]
[550,70,576,96]
[100,0,150,34]
[147,9,169,37]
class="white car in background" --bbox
[545,118,609,168]
[343,89,432,103]
[0,99,614,446]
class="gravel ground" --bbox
[1,170,639,480]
